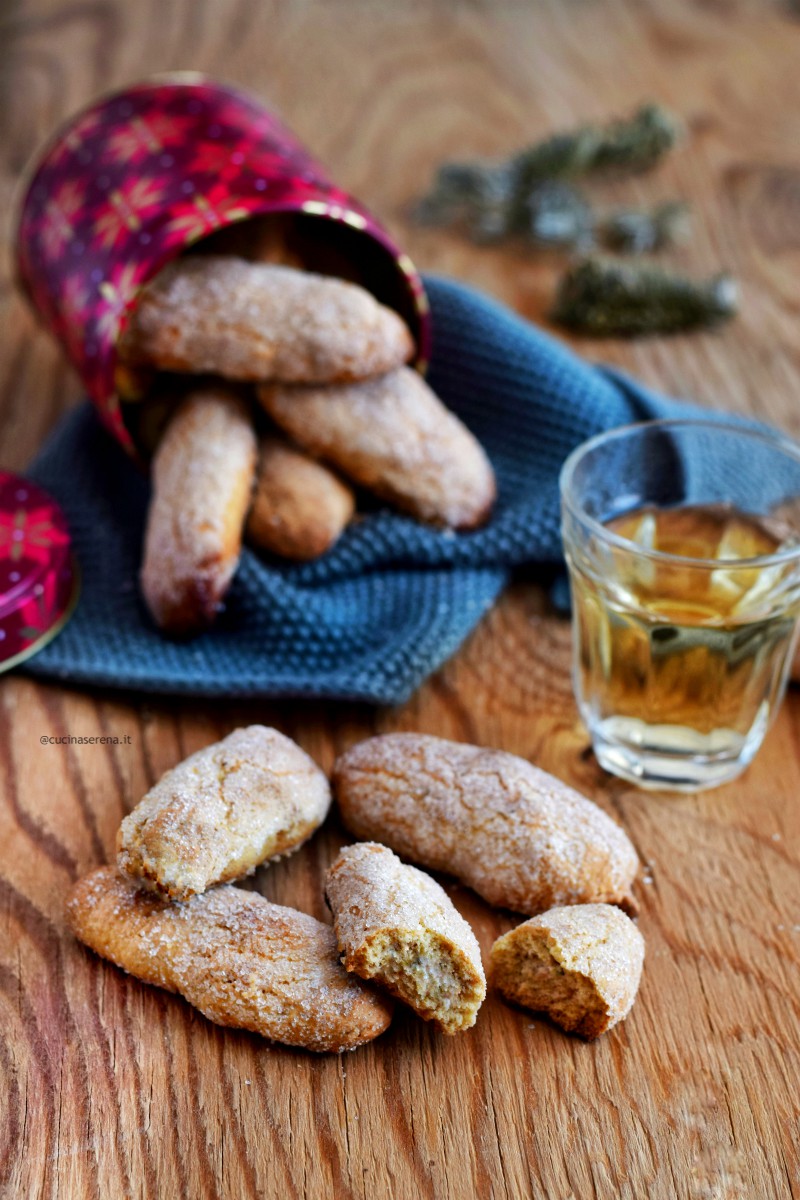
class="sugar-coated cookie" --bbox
[334,734,639,915]
[246,436,355,560]
[259,367,496,530]
[67,868,393,1053]
[118,725,331,900]
[119,256,414,384]
[140,382,257,636]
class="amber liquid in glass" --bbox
[571,503,800,781]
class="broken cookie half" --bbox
[490,903,644,1040]
[325,842,486,1035]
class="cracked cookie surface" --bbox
[67,867,393,1053]
[118,725,331,900]
[333,734,639,915]
[119,255,414,384]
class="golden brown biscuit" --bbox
[246,437,355,561]
[333,734,639,915]
[117,726,331,900]
[325,842,486,1034]
[258,367,496,530]
[119,256,414,384]
[490,904,645,1039]
[140,382,257,636]
[67,868,393,1053]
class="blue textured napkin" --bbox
[23,273,684,703]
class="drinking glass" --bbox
[560,419,800,790]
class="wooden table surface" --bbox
[2,2,800,1197]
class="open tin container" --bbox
[15,72,432,460]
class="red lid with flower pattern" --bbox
[15,73,432,458]
[0,473,77,672]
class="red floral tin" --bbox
[0,473,77,672]
[15,74,431,457]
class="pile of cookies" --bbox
[118,249,497,637]
[335,733,645,1040]
[67,728,645,1052]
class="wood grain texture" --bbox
[1,1,800,1197]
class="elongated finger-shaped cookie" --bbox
[334,734,639,915]
[490,904,644,1039]
[117,726,331,900]
[258,367,496,530]
[67,868,393,1053]
[325,842,486,1034]
[246,437,355,560]
[119,256,414,384]
[141,383,257,636]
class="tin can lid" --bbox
[0,472,78,673]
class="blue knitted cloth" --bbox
[24,274,683,703]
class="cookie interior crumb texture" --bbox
[355,926,485,1034]
[490,903,645,1040]
[326,842,486,1034]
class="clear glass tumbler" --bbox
[560,419,800,791]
